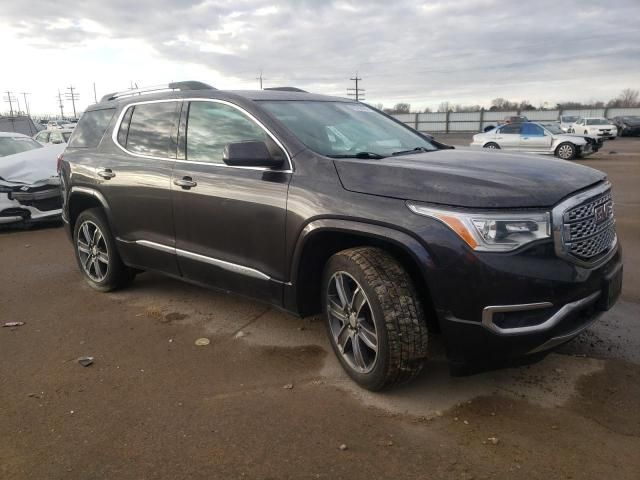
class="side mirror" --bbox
[223,141,283,168]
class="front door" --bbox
[520,123,552,152]
[171,99,292,304]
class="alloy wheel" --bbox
[76,220,110,282]
[558,144,574,159]
[326,271,378,373]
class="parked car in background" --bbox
[0,143,65,226]
[568,117,617,139]
[34,129,73,145]
[483,114,529,132]
[0,132,44,157]
[60,81,621,390]
[559,115,579,132]
[611,115,640,136]
[471,121,601,159]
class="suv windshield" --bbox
[0,136,43,157]
[586,119,610,125]
[259,100,436,158]
[561,116,578,123]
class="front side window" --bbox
[259,100,436,158]
[521,123,544,136]
[122,102,178,158]
[68,108,115,148]
[186,101,270,163]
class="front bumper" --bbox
[0,184,62,226]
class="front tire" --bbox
[483,142,500,149]
[322,247,429,391]
[556,142,577,160]
[73,208,134,291]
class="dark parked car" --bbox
[483,115,529,132]
[60,81,623,390]
[612,115,640,136]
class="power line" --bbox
[66,85,79,118]
[347,74,365,102]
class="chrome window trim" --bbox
[134,240,271,281]
[110,98,293,173]
[551,181,617,268]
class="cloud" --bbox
[1,0,639,113]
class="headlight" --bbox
[406,202,550,252]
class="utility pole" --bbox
[347,74,365,102]
[93,82,98,103]
[56,90,65,118]
[20,92,31,116]
[3,91,16,116]
[256,70,265,90]
[66,85,79,118]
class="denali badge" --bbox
[594,201,613,225]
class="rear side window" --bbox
[119,102,178,158]
[68,108,115,148]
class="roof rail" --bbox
[264,87,308,93]
[100,81,215,102]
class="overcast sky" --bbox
[1,0,639,116]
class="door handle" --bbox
[97,168,116,179]
[173,176,197,189]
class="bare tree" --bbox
[437,101,450,112]
[392,103,411,114]
[618,88,639,107]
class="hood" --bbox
[0,143,64,185]
[334,149,606,208]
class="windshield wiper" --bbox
[327,152,385,159]
[391,147,431,156]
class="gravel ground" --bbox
[1,137,639,479]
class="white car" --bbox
[568,117,617,139]
[0,131,43,157]
[0,143,65,227]
[559,115,579,132]
[471,121,602,160]
[33,129,73,145]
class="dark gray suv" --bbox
[60,81,622,390]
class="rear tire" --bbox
[322,247,429,391]
[483,142,500,149]
[556,142,577,160]
[73,208,135,292]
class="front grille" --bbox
[562,189,616,263]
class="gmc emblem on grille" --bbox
[594,201,613,225]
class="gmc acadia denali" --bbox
[60,81,623,390]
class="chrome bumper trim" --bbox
[482,291,601,336]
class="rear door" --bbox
[520,123,552,152]
[95,100,181,274]
[495,123,522,149]
[171,99,292,304]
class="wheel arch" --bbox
[287,219,440,332]
[67,187,112,234]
